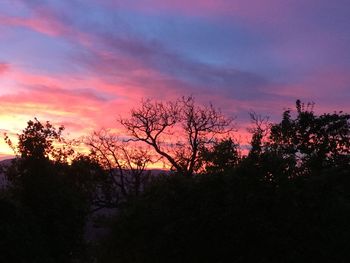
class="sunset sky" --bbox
[0,0,349,159]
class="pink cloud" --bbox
[0,63,9,74]
[0,11,92,49]
[0,65,175,137]
[0,63,252,144]
[0,14,63,37]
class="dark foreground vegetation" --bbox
[1,98,349,262]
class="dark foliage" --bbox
[99,166,350,263]
[0,191,50,263]
[200,138,240,174]
[1,100,349,263]
[265,100,349,177]
[98,101,350,263]
[2,119,97,262]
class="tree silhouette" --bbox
[266,100,350,177]
[121,96,234,176]
[5,118,72,162]
[3,119,91,262]
[200,137,240,174]
[100,101,350,263]
[84,129,153,210]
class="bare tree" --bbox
[247,112,271,159]
[84,129,153,210]
[120,96,234,176]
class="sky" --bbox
[0,0,349,159]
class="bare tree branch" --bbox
[120,96,234,176]
[84,129,154,208]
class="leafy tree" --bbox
[242,101,350,183]
[266,100,350,177]
[5,118,72,162]
[3,119,93,262]
[200,138,240,174]
[120,96,234,176]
